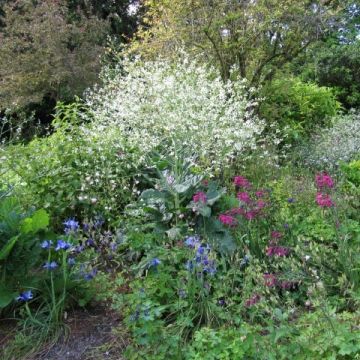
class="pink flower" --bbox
[245,210,258,220]
[256,200,266,209]
[219,214,237,227]
[202,180,209,187]
[280,280,297,290]
[255,190,266,198]
[227,207,245,216]
[315,173,334,189]
[193,191,207,203]
[234,176,250,188]
[245,294,261,307]
[237,192,251,204]
[316,193,334,208]
[264,274,277,287]
[271,231,283,239]
[266,246,290,257]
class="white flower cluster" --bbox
[85,56,264,170]
[302,111,360,169]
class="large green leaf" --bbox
[20,209,49,234]
[0,284,16,308]
[0,235,19,260]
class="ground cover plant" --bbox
[1,3,360,358]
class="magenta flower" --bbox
[316,193,334,208]
[256,200,266,209]
[227,207,245,216]
[245,293,261,307]
[219,214,237,227]
[237,191,251,204]
[266,246,290,257]
[193,191,207,203]
[315,173,334,189]
[234,176,251,188]
[264,274,277,287]
[280,280,297,290]
[255,190,266,198]
[271,231,283,239]
[245,210,258,220]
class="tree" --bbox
[132,0,348,85]
[0,0,109,111]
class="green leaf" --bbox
[0,285,16,308]
[20,209,49,234]
[166,227,181,240]
[0,235,19,260]
[198,205,211,217]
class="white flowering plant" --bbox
[301,111,360,170]
[85,55,264,171]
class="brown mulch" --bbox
[1,306,128,360]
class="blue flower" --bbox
[184,236,200,248]
[74,245,85,253]
[55,240,71,251]
[185,260,194,271]
[16,290,33,302]
[82,222,90,232]
[67,257,76,266]
[240,255,250,268]
[63,218,79,233]
[84,268,97,281]
[110,243,118,251]
[287,198,295,203]
[196,244,210,255]
[40,240,52,249]
[178,289,187,298]
[149,258,161,268]
[85,238,95,247]
[94,217,104,229]
[43,261,58,270]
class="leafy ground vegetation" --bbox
[1,1,360,359]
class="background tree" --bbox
[132,0,348,85]
[295,3,360,109]
[0,0,142,131]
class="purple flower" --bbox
[40,240,52,249]
[149,258,161,268]
[55,240,71,251]
[218,299,226,306]
[85,238,95,247]
[84,268,97,281]
[67,257,76,266]
[43,261,58,270]
[74,244,85,253]
[63,218,79,233]
[184,236,200,248]
[94,217,105,229]
[110,242,118,251]
[287,198,295,203]
[16,290,33,302]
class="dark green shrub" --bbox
[259,76,340,145]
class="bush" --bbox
[1,102,139,223]
[86,55,265,171]
[259,76,340,144]
[302,111,360,170]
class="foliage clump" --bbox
[86,56,265,170]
